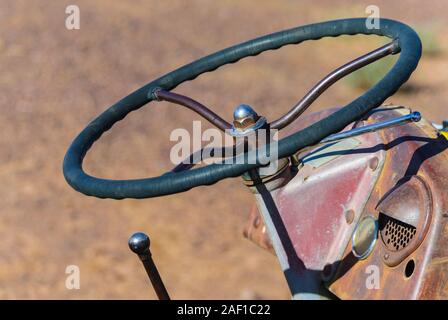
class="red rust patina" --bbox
[244,106,448,299]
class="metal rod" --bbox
[292,111,421,161]
[155,89,231,131]
[270,42,397,129]
[321,111,421,144]
[128,232,171,300]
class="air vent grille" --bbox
[379,214,416,251]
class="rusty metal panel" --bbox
[328,107,448,299]
[244,106,448,299]
[270,126,384,273]
[245,107,384,297]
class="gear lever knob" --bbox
[129,232,150,255]
[128,232,170,300]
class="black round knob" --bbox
[128,232,150,255]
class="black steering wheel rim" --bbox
[63,18,421,199]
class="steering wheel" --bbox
[63,18,421,199]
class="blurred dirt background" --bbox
[0,0,447,299]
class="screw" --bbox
[369,157,379,171]
[253,216,261,228]
[345,209,355,224]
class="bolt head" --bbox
[369,157,379,171]
[233,104,259,129]
[410,111,421,122]
[128,232,150,254]
[345,209,355,224]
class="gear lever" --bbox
[128,232,171,300]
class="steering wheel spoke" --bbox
[155,89,231,130]
[270,41,397,129]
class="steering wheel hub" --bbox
[230,104,267,137]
